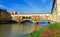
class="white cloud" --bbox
[0,4,6,9]
[0,1,5,8]
[42,0,47,3]
[23,0,35,7]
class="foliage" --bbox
[0,11,9,20]
[26,28,44,37]
[26,22,60,37]
[40,22,60,37]
[45,22,57,29]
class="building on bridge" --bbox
[11,13,53,23]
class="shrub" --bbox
[26,28,44,37]
[40,22,60,37]
[26,22,60,37]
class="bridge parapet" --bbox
[11,14,53,23]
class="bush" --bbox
[40,22,60,37]
[26,28,44,37]
[26,22,60,37]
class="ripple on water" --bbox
[37,21,48,26]
[17,34,26,37]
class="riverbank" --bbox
[26,22,60,37]
[0,20,17,24]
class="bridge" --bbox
[11,14,53,23]
[10,0,60,23]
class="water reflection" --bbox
[0,24,12,37]
[0,23,43,37]
[37,21,48,26]
[10,23,36,37]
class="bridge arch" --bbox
[20,19,34,24]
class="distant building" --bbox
[0,9,12,21]
[9,11,18,15]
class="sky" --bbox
[0,0,54,13]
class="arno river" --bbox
[0,23,43,37]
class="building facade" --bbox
[0,9,12,21]
[52,0,60,22]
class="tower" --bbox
[56,0,60,22]
[52,0,57,22]
[52,0,60,22]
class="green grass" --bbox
[26,28,44,37]
[26,22,60,37]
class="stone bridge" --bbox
[11,14,53,23]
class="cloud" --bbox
[43,1,53,12]
[23,0,35,7]
[0,0,6,9]
[0,4,6,9]
[42,0,47,3]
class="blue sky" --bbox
[0,0,53,13]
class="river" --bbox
[0,23,43,37]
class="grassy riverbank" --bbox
[26,22,60,37]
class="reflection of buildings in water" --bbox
[10,24,33,37]
[0,24,12,37]
[10,24,42,37]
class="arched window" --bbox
[22,16,25,19]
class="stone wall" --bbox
[56,0,60,22]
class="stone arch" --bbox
[20,19,34,23]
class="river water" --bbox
[0,23,43,37]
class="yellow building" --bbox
[0,9,11,21]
